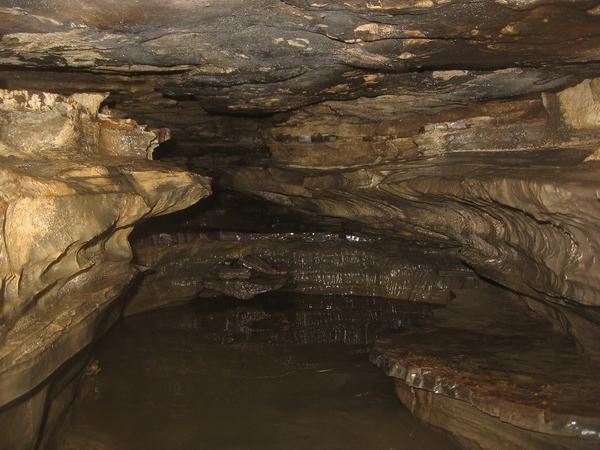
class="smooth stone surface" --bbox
[371,286,600,449]
[51,293,460,450]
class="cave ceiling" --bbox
[2,0,600,154]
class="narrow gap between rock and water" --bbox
[50,292,461,450]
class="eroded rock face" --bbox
[127,230,475,315]
[218,79,600,358]
[0,90,211,450]
[3,0,600,156]
[371,286,600,450]
[3,1,600,448]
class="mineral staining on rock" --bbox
[3,0,600,448]
[0,89,211,450]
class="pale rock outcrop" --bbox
[0,89,211,450]
[557,78,600,130]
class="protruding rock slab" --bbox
[371,286,600,450]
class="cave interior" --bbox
[2,0,600,449]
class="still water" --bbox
[53,293,461,450]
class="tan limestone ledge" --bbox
[371,286,600,449]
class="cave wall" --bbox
[0,89,210,449]
[2,0,600,448]
[214,78,600,356]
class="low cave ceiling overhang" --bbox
[2,0,600,144]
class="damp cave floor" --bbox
[50,292,461,450]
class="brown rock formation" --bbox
[371,286,600,449]
[0,89,210,449]
[126,231,474,315]
[2,0,600,448]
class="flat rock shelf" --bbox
[371,286,600,450]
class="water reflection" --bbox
[53,293,461,450]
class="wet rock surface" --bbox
[3,0,600,448]
[222,147,600,356]
[127,230,475,315]
[371,285,600,449]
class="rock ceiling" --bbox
[3,0,600,153]
[2,0,600,449]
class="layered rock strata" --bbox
[3,0,600,155]
[220,79,600,358]
[0,90,210,450]
[3,1,600,448]
[371,286,600,449]
[127,231,475,315]
[200,78,600,448]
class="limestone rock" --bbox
[0,89,106,159]
[371,286,600,449]
[557,78,600,130]
[2,0,600,151]
[222,147,600,357]
[3,1,600,448]
[0,90,211,450]
[0,89,166,160]
[126,231,473,315]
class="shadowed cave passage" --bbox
[52,189,600,450]
[3,0,600,448]
[51,194,470,449]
